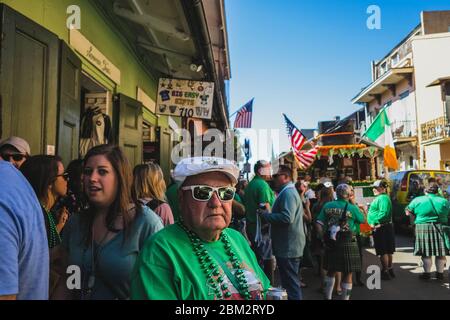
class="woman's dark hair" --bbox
[20,155,62,204]
[81,144,137,245]
[66,159,83,195]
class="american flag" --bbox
[283,114,318,170]
[234,99,253,128]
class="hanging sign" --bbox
[156,78,214,119]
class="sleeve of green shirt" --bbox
[350,204,365,224]
[131,242,179,300]
[368,197,390,225]
[406,197,418,214]
[257,182,275,207]
[316,204,327,225]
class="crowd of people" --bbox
[0,135,449,300]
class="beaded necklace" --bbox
[42,205,62,248]
[177,222,251,300]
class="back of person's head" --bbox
[428,177,436,184]
[66,159,83,194]
[426,182,440,194]
[20,155,62,203]
[277,165,293,181]
[254,160,270,176]
[132,162,166,202]
[319,186,334,203]
[336,184,351,200]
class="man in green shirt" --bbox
[131,157,270,300]
[367,180,396,281]
[243,160,275,283]
[405,183,449,280]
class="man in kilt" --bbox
[367,180,396,280]
[316,184,365,300]
[406,183,449,280]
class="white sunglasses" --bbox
[181,185,236,202]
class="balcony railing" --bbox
[421,116,450,142]
[391,120,417,140]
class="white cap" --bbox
[324,181,333,188]
[0,136,31,155]
[173,157,239,187]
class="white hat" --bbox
[0,136,31,155]
[324,181,333,188]
[173,157,239,187]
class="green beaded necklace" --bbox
[177,222,251,300]
[42,205,62,249]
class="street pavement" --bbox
[300,234,450,300]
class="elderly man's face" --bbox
[180,172,233,237]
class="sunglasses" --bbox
[1,153,27,162]
[55,172,70,181]
[181,185,236,202]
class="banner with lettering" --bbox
[156,78,214,119]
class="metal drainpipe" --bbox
[191,0,229,130]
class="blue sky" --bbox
[226,0,450,161]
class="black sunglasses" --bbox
[1,153,27,162]
[55,172,69,181]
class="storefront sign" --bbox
[69,29,121,85]
[156,78,214,119]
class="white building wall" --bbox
[412,33,450,168]
[412,33,450,122]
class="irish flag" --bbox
[363,108,399,170]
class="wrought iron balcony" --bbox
[421,116,450,142]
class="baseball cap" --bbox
[324,181,333,188]
[173,157,239,187]
[372,180,388,188]
[0,136,31,155]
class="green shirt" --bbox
[165,183,181,222]
[131,224,271,300]
[406,194,449,224]
[367,194,392,226]
[244,176,275,235]
[317,199,365,234]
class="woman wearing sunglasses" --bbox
[20,155,70,298]
[131,157,270,300]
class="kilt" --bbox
[372,223,396,256]
[414,223,449,257]
[324,233,361,273]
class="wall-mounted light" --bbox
[190,63,203,73]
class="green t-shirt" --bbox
[131,224,271,300]
[367,194,392,226]
[406,194,449,224]
[165,183,181,222]
[317,200,365,234]
[243,176,275,235]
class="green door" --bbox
[114,94,143,168]
[0,4,59,154]
[57,41,81,166]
